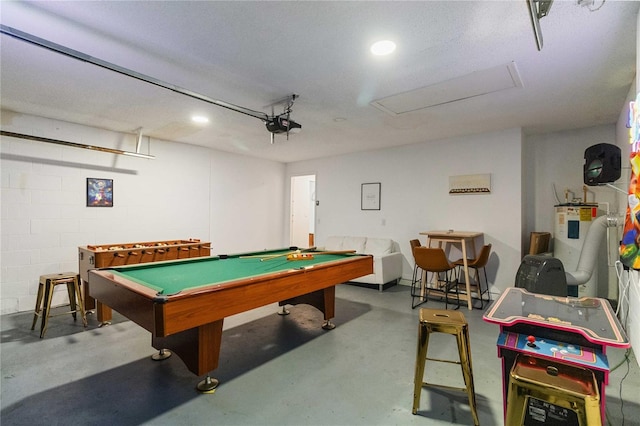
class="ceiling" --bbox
[1,1,638,163]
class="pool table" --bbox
[88,248,373,391]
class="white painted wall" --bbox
[0,112,285,313]
[285,127,524,296]
[209,151,285,254]
[525,124,620,235]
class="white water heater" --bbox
[554,204,601,297]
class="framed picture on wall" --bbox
[361,182,381,210]
[86,178,113,207]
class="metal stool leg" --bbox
[72,275,88,327]
[66,282,78,321]
[412,321,430,414]
[40,280,55,338]
[457,325,480,426]
[31,281,45,330]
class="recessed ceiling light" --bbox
[370,40,396,56]
[192,115,209,123]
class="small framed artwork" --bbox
[361,182,381,210]
[86,178,113,207]
[449,173,491,195]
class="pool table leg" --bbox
[151,319,224,392]
[278,286,336,330]
[197,375,219,394]
[96,301,112,326]
[277,305,290,316]
[322,286,336,329]
[322,319,336,330]
[151,348,172,361]
[85,279,112,326]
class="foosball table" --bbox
[78,239,211,322]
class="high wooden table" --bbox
[420,230,483,310]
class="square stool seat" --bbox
[506,354,601,426]
[412,308,479,425]
[31,272,87,338]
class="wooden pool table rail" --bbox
[88,254,373,377]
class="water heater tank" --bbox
[554,204,601,297]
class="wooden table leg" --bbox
[96,301,113,325]
[151,320,224,376]
[81,278,96,312]
[461,240,473,310]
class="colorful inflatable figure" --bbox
[620,98,640,269]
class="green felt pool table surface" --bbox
[88,247,373,380]
[107,249,355,295]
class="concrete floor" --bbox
[1,284,639,426]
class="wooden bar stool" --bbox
[31,272,87,338]
[412,308,479,426]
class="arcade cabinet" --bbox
[483,288,629,425]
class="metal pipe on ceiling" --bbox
[0,130,156,159]
[0,24,270,121]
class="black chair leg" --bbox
[452,269,460,310]
[411,267,427,309]
[444,272,449,310]
[444,269,460,310]
[482,267,491,307]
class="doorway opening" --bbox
[290,174,316,248]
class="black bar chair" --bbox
[453,244,492,309]
[412,247,460,309]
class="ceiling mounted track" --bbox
[527,0,554,51]
[0,130,155,159]
[0,24,272,121]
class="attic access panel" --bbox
[371,62,523,115]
